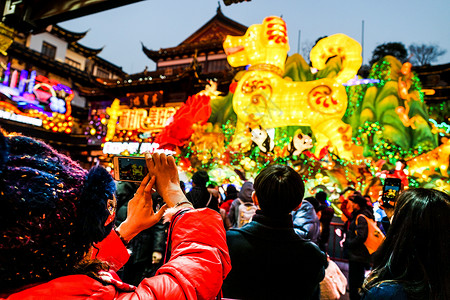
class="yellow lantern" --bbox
[105,99,123,141]
[223,17,362,160]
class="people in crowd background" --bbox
[220,184,239,215]
[219,184,239,230]
[0,131,231,299]
[344,194,375,300]
[222,164,327,300]
[376,192,395,235]
[115,185,168,285]
[315,191,335,253]
[227,181,256,228]
[207,181,222,203]
[185,170,219,212]
[292,196,321,244]
[362,188,449,300]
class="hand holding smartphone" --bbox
[381,177,402,208]
[113,156,148,182]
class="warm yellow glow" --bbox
[407,138,450,178]
[223,17,362,160]
[105,99,123,142]
[224,16,289,72]
[310,33,362,84]
[421,89,435,96]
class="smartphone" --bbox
[113,156,148,182]
[381,177,402,207]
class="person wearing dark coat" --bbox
[220,184,239,215]
[315,191,335,253]
[344,195,375,300]
[222,165,327,300]
[228,181,255,228]
[185,170,219,212]
[292,196,321,244]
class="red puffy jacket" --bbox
[1,208,231,300]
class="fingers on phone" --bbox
[167,155,176,168]
[144,176,155,195]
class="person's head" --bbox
[225,184,238,200]
[191,170,209,188]
[238,181,254,203]
[0,131,116,290]
[364,188,450,299]
[395,159,406,171]
[253,164,304,216]
[304,196,325,217]
[315,191,328,205]
[304,196,319,211]
[349,194,366,211]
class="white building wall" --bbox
[28,32,67,63]
[65,49,86,70]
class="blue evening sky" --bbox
[60,0,450,74]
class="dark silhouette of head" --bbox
[254,164,305,216]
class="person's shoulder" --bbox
[291,237,327,261]
[226,227,253,250]
[363,282,407,300]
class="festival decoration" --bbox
[251,126,275,153]
[155,94,211,149]
[345,55,437,162]
[105,99,123,142]
[189,122,225,164]
[0,66,75,133]
[0,23,15,55]
[288,130,313,156]
[82,16,448,196]
[407,138,450,178]
[223,16,362,160]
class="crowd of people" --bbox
[0,130,449,300]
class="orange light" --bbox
[421,89,435,95]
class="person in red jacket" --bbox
[0,131,231,299]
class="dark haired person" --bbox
[0,131,230,299]
[344,194,375,300]
[222,164,327,300]
[292,196,321,244]
[315,191,335,253]
[362,188,450,300]
[186,169,219,212]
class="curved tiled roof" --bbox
[51,24,88,43]
[142,6,246,62]
[68,42,103,57]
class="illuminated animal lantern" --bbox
[190,123,225,158]
[407,138,450,178]
[251,126,274,153]
[223,16,362,160]
[288,130,313,156]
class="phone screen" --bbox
[382,178,401,206]
[114,156,148,182]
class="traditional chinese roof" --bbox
[68,42,103,58]
[50,25,88,43]
[47,25,104,58]
[142,6,247,62]
[92,55,126,75]
[8,41,94,85]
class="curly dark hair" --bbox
[0,131,116,291]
